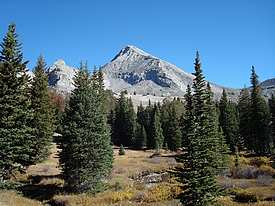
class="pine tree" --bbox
[151,106,164,151]
[177,52,225,205]
[113,92,136,146]
[135,123,147,149]
[166,104,182,151]
[238,87,251,150]
[250,66,270,154]
[181,85,193,148]
[143,103,155,148]
[30,56,55,162]
[0,24,34,179]
[59,63,113,193]
[269,95,275,150]
[219,89,240,151]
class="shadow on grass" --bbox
[19,174,63,201]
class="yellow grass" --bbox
[0,191,42,206]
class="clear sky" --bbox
[0,0,274,88]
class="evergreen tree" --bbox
[113,92,136,146]
[119,144,125,155]
[250,66,270,154]
[151,106,164,151]
[30,56,55,162]
[238,87,251,150]
[177,52,225,206]
[134,123,147,149]
[143,103,155,148]
[59,63,113,193]
[166,104,182,151]
[269,95,275,150]
[181,85,193,148]
[0,24,34,179]
[219,89,240,151]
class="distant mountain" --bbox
[47,59,77,95]
[101,45,239,100]
[46,45,274,104]
[260,78,275,98]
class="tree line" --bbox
[110,66,275,156]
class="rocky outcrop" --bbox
[47,59,77,95]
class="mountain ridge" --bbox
[46,45,274,103]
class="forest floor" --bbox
[0,144,275,206]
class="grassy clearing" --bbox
[0,144,275,206]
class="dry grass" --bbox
[218,196,275,206]
[1,145,275,206]
[0,191,42,206]
[27,144,61,177]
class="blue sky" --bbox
[0,0,274,88]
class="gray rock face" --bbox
[101,45,239,100]
[260,78,275,98]
[46,46,274,104]
[47,59,77,95]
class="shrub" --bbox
[0,180,22,190]
[143,183,181,202]
[250,157,270,167]
[119,145,125,156]
[258,165,275,177]
[232,165,259,179]
[234,189,258,203]
[256,175,273,186]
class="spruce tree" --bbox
[250,66,270,154]
[151,106,164,151]
[30,56,55,162]
[143,103,155,148]
[134,123,147,149]
[238,87,251,150]
[269,95,275,150]
[219,89,240,151]
[166,104,182,151]
[113,92,136,146]
[181,85,193,148]
[59,63,113,193]
[177,52,225,205]
[0,24,34,179]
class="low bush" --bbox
[258,165,275,177]
[250,157,270,167]
[234,189,258,203]
[143,183,181,203]
[119,145,125,156]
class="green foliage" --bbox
[234,189,258,203]
[113,92,136,146]
[161,99,183,151]
[0,24,35,180]
[30,56,55,162]
[134,123,147,149]
[59,63,113,193]
[219,89,240,151]
[176,52,227,206]
[250,66,271,154]
[119,144,125,155]
[238,87,251,150]
[151,106,164,151]
[269,95,275,151]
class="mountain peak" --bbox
[111,45,154,62]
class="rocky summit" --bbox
[47,45,274,103]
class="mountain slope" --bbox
[101,45,239,99]
[47,45,274,103]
